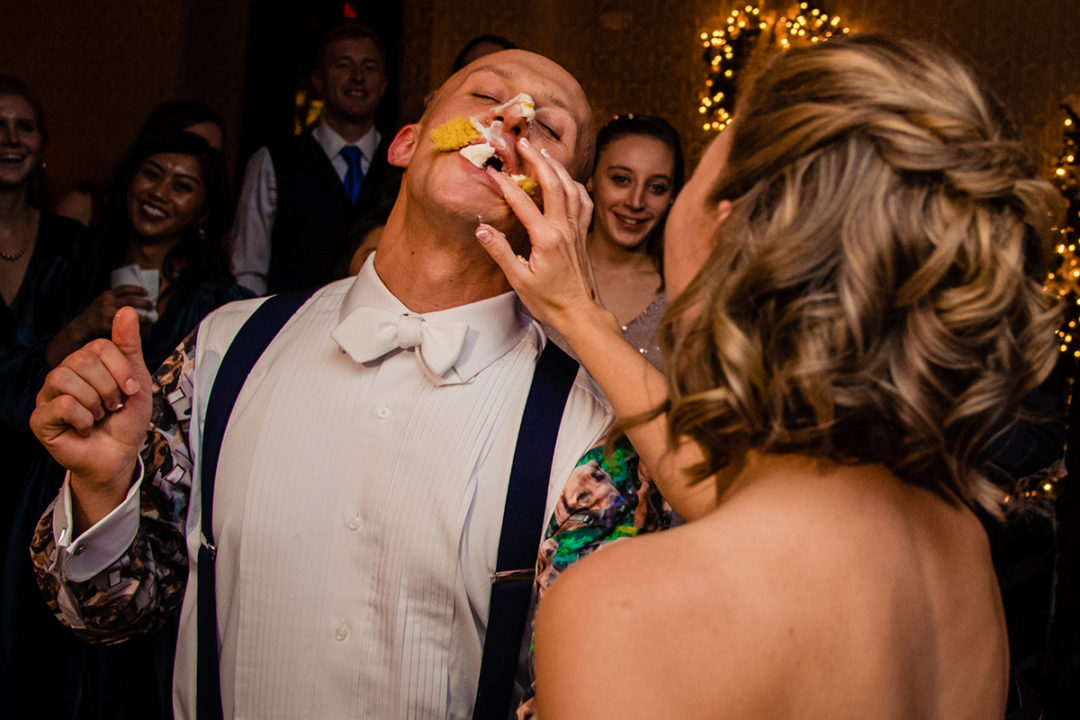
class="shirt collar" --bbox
[313,120,381,162]
[337,254,532,384]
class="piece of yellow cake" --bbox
[513,174,538,195]
[430,116,482,151]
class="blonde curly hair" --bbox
[662,35,1062,514]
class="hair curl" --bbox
[662,35,1062,514]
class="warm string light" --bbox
[779,1,849,49]
[698,4,764,132]
[698,2,850,133]
[1044,104,1080,359]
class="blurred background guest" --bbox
[230,21,397,295]
[452,33,517,71]
[0,74,86,595]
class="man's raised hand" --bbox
[31,306,154,528]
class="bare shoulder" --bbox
[533,512,798,718]
[533,457,1007,719]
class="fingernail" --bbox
[519,137,530,148]
[475,227,492,242]
[540,148,551,158]
[125,378,139,394]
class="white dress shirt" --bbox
[51,255,611,719]
[229,122,382,295]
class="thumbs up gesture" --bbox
[31,307,154,528]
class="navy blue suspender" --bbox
[472,341,578,720]
[195,289,578,720]
[197,288,317,720]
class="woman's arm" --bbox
[475,139,716,519]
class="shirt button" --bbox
[72,544,86,556]
[347,512,361,531]
[334,621,349,641]
[376,406,390,419]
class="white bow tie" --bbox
[332,306,470,377]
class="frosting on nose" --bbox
[491,94,536,121]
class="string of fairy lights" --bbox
[1026,105,1080,507]
[1045,105,1080,360]
[698,2,850,132]
[698,5,1075,505]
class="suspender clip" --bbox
[200,533,217,562]
[491,568,534,584]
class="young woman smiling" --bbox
[544,114,683,370]
[65,130,252,369]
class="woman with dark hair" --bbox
[452,34,517,72]
[2,129,248,719]
[478,34,1060,719]
[55,99,224,227]
[75,129,248,368]
[546,114,683,370]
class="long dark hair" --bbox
[593,114,685,278]
[85,131,233,305]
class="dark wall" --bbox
[4,0,1080,205]
[400,0,1080,170]
[2,1,252,201]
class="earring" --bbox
[197,224,207,242]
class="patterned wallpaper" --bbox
[2,0,251,201]
[4,1,1078,201]
[399,0,1080,172]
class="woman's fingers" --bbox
[475,222,527,282]
[487,167,545,230]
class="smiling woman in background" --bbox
[0,74,87,532]
[543,114,683,370]
[68,129,252,369]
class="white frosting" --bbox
[455,96,535,170]
[460,143,496,167]
[492,93,536,120]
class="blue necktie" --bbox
[340,145,365,202]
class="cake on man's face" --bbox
[429,94,539,195]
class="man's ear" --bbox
[387,123,420,168]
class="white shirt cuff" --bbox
[53,457,145,583]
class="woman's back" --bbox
[535,453,1007,720]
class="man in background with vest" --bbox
[231,22,397,295]
[28,50,625,719]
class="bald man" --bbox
[30,50,607,719]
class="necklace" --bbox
[0,233,32,262]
